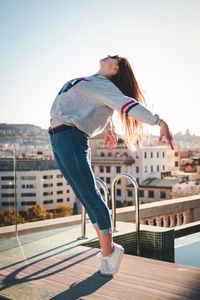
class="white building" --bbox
[0,159,76,212]
[90,134,179,205]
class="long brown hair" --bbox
[110,57,147,150]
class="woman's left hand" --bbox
[104,131,117,151]
[159,120,175,150]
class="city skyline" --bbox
[0,0,200,136]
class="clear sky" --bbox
[0,0,200,135]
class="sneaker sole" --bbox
[100,248,124,276]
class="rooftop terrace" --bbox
[0,220,200,300]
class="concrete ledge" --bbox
[0,214,82,238]
[174,220,200,238]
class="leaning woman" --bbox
[49,55,174,276]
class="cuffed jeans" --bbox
[50,127,112,235]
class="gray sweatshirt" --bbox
[50,74,160,137]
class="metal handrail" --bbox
[13,148,18,239]
[111,173,140,255]
[79,177,109,239]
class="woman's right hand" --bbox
[104,131,117,152]
[159,120,175,150]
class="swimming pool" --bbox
[175,231,200,268]
[127,231,200,268]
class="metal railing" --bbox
[111,173,140,255]
[79,177,109,239]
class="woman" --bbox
[49,55,174,276]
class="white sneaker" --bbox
[100,243,124,276]
[97,250,103,272]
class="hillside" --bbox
[0,123,50,146]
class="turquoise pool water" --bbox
[175,231,200,268]
[129,231,200,268]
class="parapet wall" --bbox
[116,194,200,227]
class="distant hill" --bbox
[0,123,50,145]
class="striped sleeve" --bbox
[100,80,160,126]
[121,98,160,125]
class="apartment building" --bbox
[0,159,76,212]
[90,134,179,205]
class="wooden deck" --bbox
[0,223,200,299]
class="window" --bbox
[21,201,36,206]
[57,182,63,186]
[57,199,63,203]
[116,189,121,196]
[57,190,63,194]
[148,191,154,198]
[106,166,111,173]
[117,179,121,185]
[144,152,147,158]
[43,200,53,204]
[1,202,14,206]
[1,176,14,181]
[162,152,165,158]
[160,191,166,199]
[43,183,53,188]
[22,184,36,189]
[1,185,14,189]
[43,175,53,179]
[100,177,104,181]
[108,152,112,157]
[66,189,70,193]
[106,177,111,184]
[175,152,179,157]
[43,191,53,196]
[21,193,36,197]
[151,152,153,158]
[157,165,160,172]
[139,190,144,197]
[175,161,179,167]
[116,166,121,173]
[1,193,14,198]
[21,176,36,180]
[157,152,159,158]
[127,190,133,197]
[100,166,104,173]
[163,165,165,171]
[66,198,70,202]
[136,166,139,173]
[57,174,63,178]
[100,152,105,157]
[151,166,153,172]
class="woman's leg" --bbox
[51,129,113,255]
[95,228,113,256]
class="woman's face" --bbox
[99,55,120,77]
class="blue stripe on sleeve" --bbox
[125,102,139,115]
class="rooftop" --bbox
[140,177,180,188]
[0,159,57,172]
[0,220,200,300]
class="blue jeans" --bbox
[50,127,112,235]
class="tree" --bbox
[0,208,25,226]
[27,204,47,221]
[54,205,72,218]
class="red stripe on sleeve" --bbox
[120,100,136,113]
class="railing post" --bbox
[13,147,18,239]
[111,173,140,255]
